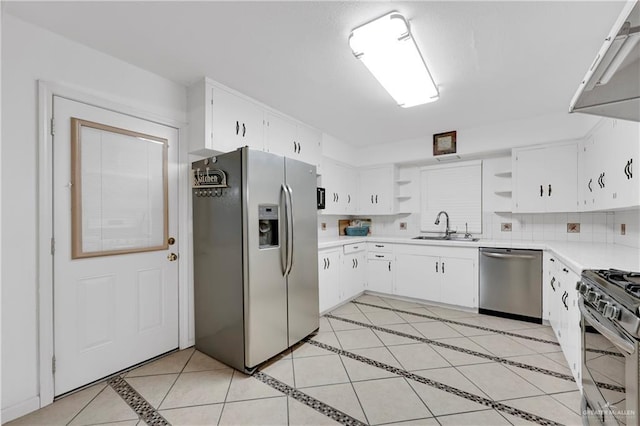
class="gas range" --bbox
[579,269,640,339]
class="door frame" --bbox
[37,80,192,407]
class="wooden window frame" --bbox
[71,118,169,259]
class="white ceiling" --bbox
[4,1,626,147]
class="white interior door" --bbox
[52,96,179,396]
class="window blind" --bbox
[420,161,482,234]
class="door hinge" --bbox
[52,355,56,374]
[50,118,55,136]
[50,237,55,255]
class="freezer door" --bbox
[244,149,289,368]
[285,157,320,346]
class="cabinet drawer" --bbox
[344,243,365,255]
[368,242,392,253]
[368,252,393,261]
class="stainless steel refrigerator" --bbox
[192,147,319,373]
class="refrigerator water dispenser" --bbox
[258,205,279,248]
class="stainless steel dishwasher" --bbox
[479,248,542,323]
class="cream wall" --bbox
[1,15,186,420]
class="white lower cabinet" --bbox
[393,245,478,309]
[366,252,394,293]
[318,249,341,313]
[342,244,366,300]
[544,252,582,384]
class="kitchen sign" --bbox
[192,168,228,188]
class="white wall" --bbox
[1,14,186,420]
[354,113,600,167]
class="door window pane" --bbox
[71,118,168,258]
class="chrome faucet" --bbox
[434,211,453,237]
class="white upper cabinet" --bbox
[295,124,322,168]
[187,79,263,155]
[579,118,639,211]
[188,78,321,167]
[320,159,357,215]
[512,143,578,213]
[264,113,321,168]
[358,166,395,215]
[211,86,264,152]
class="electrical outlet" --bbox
[321,222,327,231]
[501,223,512,232]
[621,223,626,235]
[567,223,580,233]
[399,222,407,230]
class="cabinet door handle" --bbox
[375,254,384,258]
[436,262,438,272]
[352,258,355,268]
[355,258,358,268]
[588,178,593,192]
[242,123,246,137]
[442,262,445,274]
[601,172,605,188]
[293,141,297,153]
[540,185,543,197]
[625,160,630,179]
[375,244,384,248]
[562,267,569,273]
[297,142,301,153]
[550,277,556,291]
[327,258,330,268]
[388,261,391,271]
[371,195,374,204]
[630,158,633,178]
[375,195,378,203]
[348,195,351,204]
[336,194,339,202]
[236,121,240,135]
[548,184,552,197]
[323,258,327,269]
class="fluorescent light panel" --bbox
[349,12,439,108]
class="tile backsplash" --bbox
[318,209,639,249]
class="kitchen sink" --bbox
[413,235,479,242]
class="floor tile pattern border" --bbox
[325,313,626,394]
[108,375,169,426]
[253,371,367,426]
[304,338,562,426]
[352,300,621,358]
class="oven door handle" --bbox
[579,298,635,355]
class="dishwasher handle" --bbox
[481,251,538,260]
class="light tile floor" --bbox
[9,294,585,425]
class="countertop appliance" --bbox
[192,147,319,373]
[578,269,639,425]
[479,248,542,323]
[569,1,639,122]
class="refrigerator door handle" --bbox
[280,183,289,276]
[286,184,294,276]
[282,183,294,277]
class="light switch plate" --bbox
[567,223,580,233]
[501,223,512,232]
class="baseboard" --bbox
[2,395,41,423]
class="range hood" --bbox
[570,0,640,122]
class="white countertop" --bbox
[317,235,640,273]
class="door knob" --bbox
[167,253,178,261]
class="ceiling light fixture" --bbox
[349,11,439,108]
